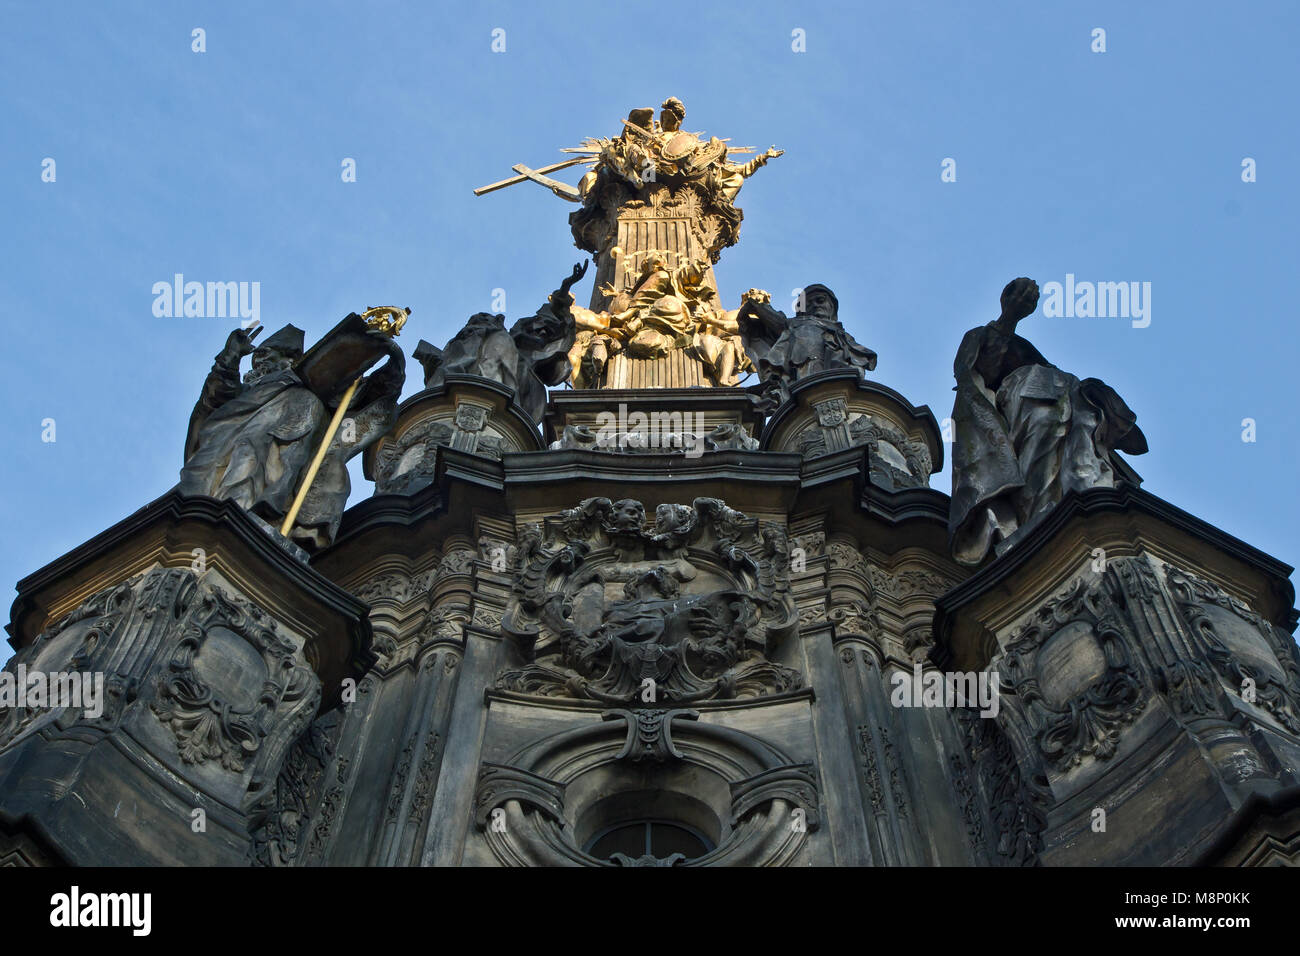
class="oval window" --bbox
[585,819,715,863]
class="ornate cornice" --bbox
[931,484,1298,671]
[7,491,374,686]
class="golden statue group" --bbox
[476,97,783,389]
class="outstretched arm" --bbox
[736,295,788,344]
[510,268,586,389]
[352,335,406,411]
[514,261,587,357]
[956,278,1045,395]
[737,146,784,178]
[337,342,407,457]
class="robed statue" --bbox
[180,320,406,551]
[737,284,877,408]
[949,277,1148,565]
[414,262,587,423]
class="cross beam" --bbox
[473,156,590,197]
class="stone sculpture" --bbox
[476,98,782,388]
[738,284,878,408]
[498,496,800,703]
[180,319,406,551]
[948,277,1148,564]
[413,262,587,423]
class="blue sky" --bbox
[2,1,1297,663]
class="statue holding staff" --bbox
[180,313,407,551]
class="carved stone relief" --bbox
[373,401,514,496]
[956,707,1051,866]
[473,711,818,867]
[998,567,1147,769]
[549,422,759,455]
[792,406,932,489]
[496,497,801,703]
[151,584,320,786]
[249,710,342,867]
[1162,564,1300,732]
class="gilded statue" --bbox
[476,98,782,389]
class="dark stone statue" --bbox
[414,262,588,423]
[949,277,1148,565]
[180,321,406,551]
[737,284,877,408]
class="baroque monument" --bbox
[2,99,1298,868]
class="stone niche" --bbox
[760,369,943,491]
[0,492,371,865]
[933,484,1300,866]
[365,374,545,496]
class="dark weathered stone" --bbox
[948,278,1148,566]
[180,319,406,552]
[738,284,878,409]
[4,103,1296,870]
[414,262,587,424]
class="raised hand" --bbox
[560,259,590,296]
[220,325,261,364]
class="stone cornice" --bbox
[543,386,764,445]
[6,490,375,699]
[931,483,1298,670]
[501,448,805,486]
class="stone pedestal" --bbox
[545,387,763,454]
[0,493,372,865]
[933,485,1300,865]
[762,369,943,491]
[365,375,544,497]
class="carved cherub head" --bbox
[655,502,693,533]
[605,498,646,534]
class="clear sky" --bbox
[2,0,1297,664]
